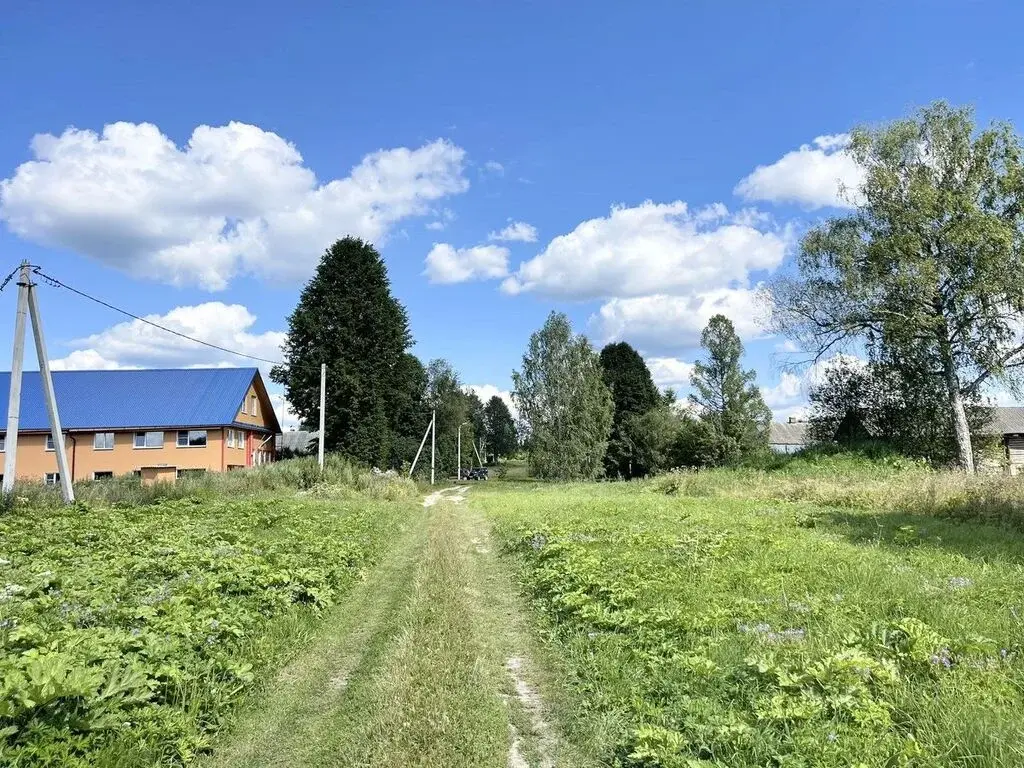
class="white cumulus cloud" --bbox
[592,287,768,353]
[646,356,695,392]
[0,122,469,289]
[465,384,518,419]
[502,201,785,299]
[488,221,538,243]
[424,243,509,284]
[734,134,865,209]
[50,302,285,377]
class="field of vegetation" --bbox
[0,458,417,767]
[480,455,1024,767]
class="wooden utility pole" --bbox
[4,262,74,502]
[318,363,326,472]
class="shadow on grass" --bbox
[818,507,1024,565]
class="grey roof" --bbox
[276,430,318,452]
[770,421,808,445]
[768,408,1024,444]
[991,407,1024,435]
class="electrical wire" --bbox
[26,266,321,372]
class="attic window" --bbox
[250,395,258,417]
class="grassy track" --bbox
[477,477,1024,767]
[208,493,591,768]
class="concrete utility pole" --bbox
[457,421,470,481]
[430,409,436,486]
[3,264,29,494]
[409,414,432,478]
[5,262,74,502]
[318,363,326,472]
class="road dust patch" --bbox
[471,536,491,555]
[328,672,349,691]
[505,655,555,768]
[422,485,469,508]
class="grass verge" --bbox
[478,479,1024,767]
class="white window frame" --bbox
[176,430,208,448]
[45,434,56,451]
[0,434,5,452]
[250,395,258,417]
[44,472,60,486]
[93,432,114,451]
[134,431,164,449]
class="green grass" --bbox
[476,468,1024,767]
[209,499,581,768]
[0,458,416,766]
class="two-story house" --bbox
[0,368,281,484]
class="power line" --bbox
[28,266,317,372]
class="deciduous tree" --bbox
[512,312,613,479]
[771,103,1024,471]
[483,395,518,461]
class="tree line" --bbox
[271,238,774,480]
[275,101,1024,476]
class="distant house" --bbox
[769,407,1024,473]
[276,430,319,455]
[990,408,1024,475]
[769,418,808,454]
[0,368,280,484]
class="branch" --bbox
[962,341,1024,395]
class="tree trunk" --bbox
[940,351,975,473]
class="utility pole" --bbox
[3,264,29,495]
[5,262,74,502]
[318,363,326,472]
[430,409,436,486]
[457,421,469,481]
[409,414,433,478]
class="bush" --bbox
[3,455,417,510]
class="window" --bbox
[177,430,207,448]
[176,468,206,479]
[250,395,258,417]
[45,434,56,451]
[134,431,164,449]
[228,429,245,449]
[0,434,5,452]
[93,471,113,480]
[93,432,114,450]
[44,472,60,486]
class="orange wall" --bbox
[235,382,277,429]
[4,429,241,481]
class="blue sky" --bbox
[2,0,1022,427]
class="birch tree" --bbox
[770,102,1024,471]
[512,312,613,479]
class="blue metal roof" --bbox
[0,368,271,432]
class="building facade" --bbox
[0,368,280,484]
